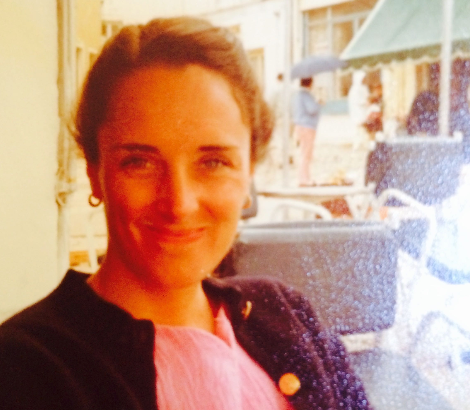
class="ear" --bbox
[243,171,255,210]
[86,162,103,200]
[242,194,253,210]
[246,164,255,197]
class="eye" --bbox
[200,155,235,172]
[119,155,160,177]
[120,156,150,169]
[201,157,233,170]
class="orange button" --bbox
[279,373,301,396]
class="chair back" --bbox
[229,220,398,335]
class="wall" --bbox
[202,0,287,97]
[102,0,184,22]
[102,0,272,21]
[0,1,59,321]
[77,0,102,51]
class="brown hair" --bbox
[73,17,273,164]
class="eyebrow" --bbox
[198,145,239,153]
[110,143,160,153]
[109,143,240,153]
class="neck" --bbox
[87,261,217,333]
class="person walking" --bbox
[266,73,286,171]
[291,77,321,186]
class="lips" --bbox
[141,221,205,244]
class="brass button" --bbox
[279,373,301,396]
[241,301,252,320]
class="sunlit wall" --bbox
[0,1,59,321]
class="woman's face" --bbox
[88,64,252,289]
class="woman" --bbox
[0,17,370,410]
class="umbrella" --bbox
[291,55,346,79]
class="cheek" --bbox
[102,173,156,219]
[207,179,249,219]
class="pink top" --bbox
[154,307,294,410]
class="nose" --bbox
[156,167,200,221]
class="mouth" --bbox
[141,221,206,244]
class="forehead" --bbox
[98,64,250,151]
[105,64,240,122]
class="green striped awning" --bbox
[341,0,470,68]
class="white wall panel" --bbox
[0,0,59,321]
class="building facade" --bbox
[101,0,379,103]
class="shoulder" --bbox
[0,296,59,368]
[0,270,101,375]
[0,288,60,340]
[0,290,73,408]
[0,275,77,371]
[0,271,87,335]
[0,270,143,409]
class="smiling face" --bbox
[88,64,252,290]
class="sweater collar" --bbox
[59,270,245,327]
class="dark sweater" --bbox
[0,270,371,410]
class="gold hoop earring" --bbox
[243,195,253,209]
[88,194,102,207]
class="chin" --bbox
[133,253,218,288]
[111,233,232,287]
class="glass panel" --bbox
[308,22,329,55]
[333,20,354,54]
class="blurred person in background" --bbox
[265,72,288,171]
[348,70,370,148]
[291,77,322,186]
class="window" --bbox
[304,1,379,99]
